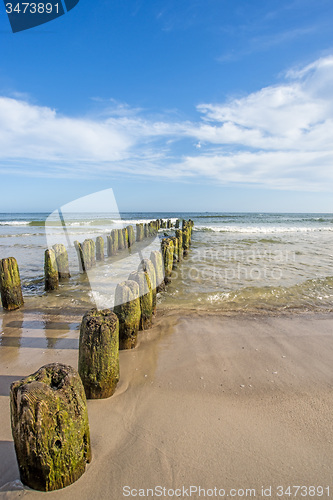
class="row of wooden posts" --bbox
[4,218,194,492]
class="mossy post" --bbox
[155,219,161,230]
[138,258,157,314]
[171,237,179,267]
[118,229,126,250]
[167,219,172,229]
[53,244,70,280]
[144,223,149,238]
[150,250,165,292]
[175,229,183,262]
[182,228,190,256]
[44,249,59,291]
[0,257,24,311]
[82,240,94,270]
[74,241,85,272]
[175,219,180,229]
[96,236,104,261]
[10,363,91,492]
[114,280,141,350]
[127,225,136,248]
[136,223,144,242]
[161,220,167,229]
[89,240,96,267]
[107,236,112,257]
[161,238,174,283]
[78,309,119,399]
[128,271,153,330]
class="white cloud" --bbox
[1,55,333,191]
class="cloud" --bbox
[1,55,333,191]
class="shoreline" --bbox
[1,306,333,497]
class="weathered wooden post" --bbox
[182,228,190,256]
[127,225,136,247]
[175,219,180,229]
[128,271,153,329]
[0,257,24,311]
[44,249,59,291]
[150,250,165,292]
[175,229,183,261]
[144,223,149,238]
[167,219,171,228]
[53,244,70,279]
[111,229,118,254]
[74,241,85,272]
[161,238,174,283]
[136,223,144,242]
[10,363,91,492]
[118,228,125,250]
[171,237,179,267]
[138,258,157,314]
[122,228,129,249]
[96,236,104,261]
[82,239,94,270]
[107,235,112,257]
[114,280,141,349]
[78,309,119,399]
[155,219,161,230]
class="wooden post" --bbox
[96,236,104,261]
[182,228,190,256]
[122,228,129,249]
[171,237,179,267]
[44,249,59,291]
[175,229,183,261]
[111,229,118,254]
[136,223,144,242]
[128,271,153,330]
[150,250,165,292]
[53,244,71,279]
[144,223,148,238]
[161,238,174,283]
[118,228,125,250]
[74,241,85,272]
[10,363,91,492]
[0,257,24,311]
[78,309,119,399]
[138,258,157,314]
[127,225,136,247]
[114,280,141,349]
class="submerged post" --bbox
[44,249,59,291]
[78,309,120,399]
[114,280,141,349]
[10,363,91,492]
[53,244,71,279]
[0,257,24,311]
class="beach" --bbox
[1,212,333,498]
[1,306,333,498]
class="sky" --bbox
[0,0,333,213]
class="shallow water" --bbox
[0,212,332,314]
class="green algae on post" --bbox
[175,229,183,261]
[127,225,136,247]
[96,236,105,261]
[114,280,141,349]
[161,238,174,283]
[150,250,165,292]
[122,227,129,249]
[44,249,59,291]
[138,258,157,314]
[0,257,24,311]
[111,229,118,255]
[128,270,153,330]
[52,243,71,279]
[144,223,149,238]
[10,363,91,492]
[78,309,119,399]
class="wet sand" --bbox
[1,308,333,498]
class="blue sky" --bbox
[0,0,333,212]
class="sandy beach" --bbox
[1,307,333,499]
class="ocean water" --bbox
[0,212,332,314]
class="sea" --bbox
[0,212,332,315]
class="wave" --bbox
[0,221,30,226]
[194,225,333,234]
